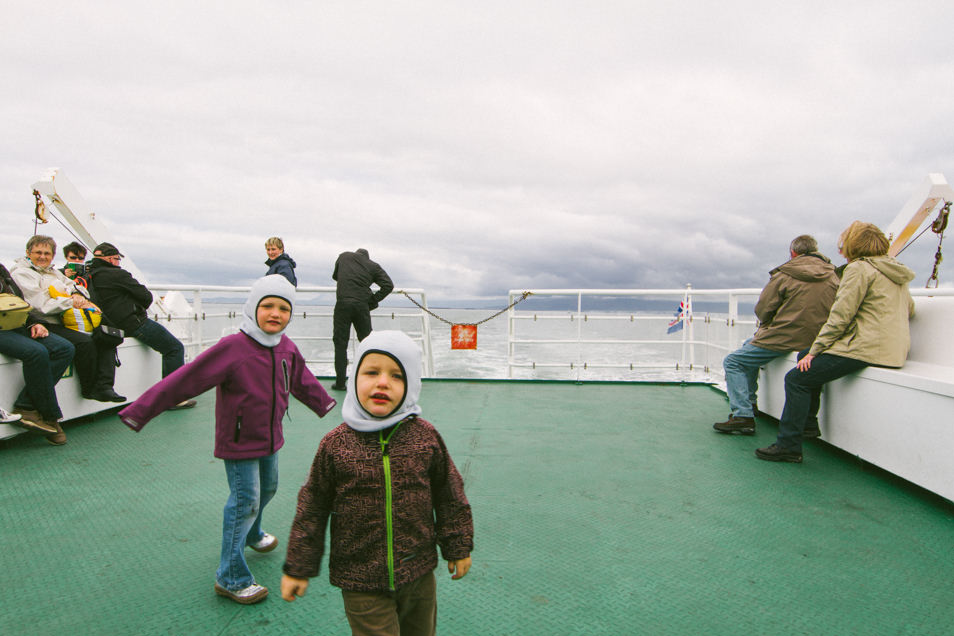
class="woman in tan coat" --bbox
[756,221,916,463]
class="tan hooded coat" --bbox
[808,256,915,367]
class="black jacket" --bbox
[86,258,153,332]
[332,249,393,309]
[0,264,39,328]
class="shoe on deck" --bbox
[803,427,821,439]
[11,409,58,435]
[248,532,278,553]
[1,407,22,423]
[713,416,756,436]
[169,399,197,410]
[330,383,347,391]
[214,583,268,604]
[755,444,803,463]
[44,420,67,446]
[85,389,127,403]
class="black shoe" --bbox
[88,388,127,403]
[330,382,347,391]
[803,427,821,439]
[755,444,803,463]
[713,416,756,436]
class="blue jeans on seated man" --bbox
[776,352,869,452]
[217,453,279,591]
[723,340,787,418]
[130,318,185,378]
[0,327,74,421]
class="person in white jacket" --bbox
[11,235,124,403]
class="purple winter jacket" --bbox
[118,332,337,459]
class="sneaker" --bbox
[11,409,58,435]
[755,444,803,463]
[248,532,278,553]
[44,420,67,446]
[169,399,197,410]
[214,582,268,604]
[1,407,22,423]
[713,415,756,436]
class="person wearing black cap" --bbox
[88,243,196,409]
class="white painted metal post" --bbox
[507,291,516,379]
[418,292,434,377]
[576,292,583,382]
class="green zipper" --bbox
[379,424,401,591]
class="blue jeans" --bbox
[722,340,787,418]
[776,352,869,452]
[216,453,279,591]
[130,319,184,378]
[0,327,74,421]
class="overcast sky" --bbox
[2,1,953,304]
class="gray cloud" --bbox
[2,2,952,304]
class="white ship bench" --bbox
[758,295,954,502]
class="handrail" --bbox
[143,284,434,377]
[507,286,764,381]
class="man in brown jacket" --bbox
[713,235,839,435]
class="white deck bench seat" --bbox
[0,340,161,440]
[758,295,954,502]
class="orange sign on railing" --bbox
[451,324,477,350]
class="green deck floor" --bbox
[2,381,953,635]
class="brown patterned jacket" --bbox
[283,416,473,592]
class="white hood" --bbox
[342,330,423,432]
[239,275,295,347]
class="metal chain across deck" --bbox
[397,290,533,326]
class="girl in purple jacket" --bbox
[119,275,336,605]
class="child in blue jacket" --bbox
[119,275,336,604]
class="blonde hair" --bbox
[265,237,284,250]
[838,221,889,261]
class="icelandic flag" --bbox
[667,301,686,334]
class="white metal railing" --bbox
[506,286,954,382]
[507,287,764,382]
[136,285,952,383]
[144,284,434,377]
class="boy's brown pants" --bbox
[341,571,437,636]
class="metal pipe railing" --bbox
[507,286,763,381]
[144,284,434,377]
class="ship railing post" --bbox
[685,285,694,379]
[728,291,740,361]
[576,291,583,382]
[191,289,204,359]
[418,292,434,377]
[507,291,515,379]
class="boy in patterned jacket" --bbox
[281,330,473,636]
